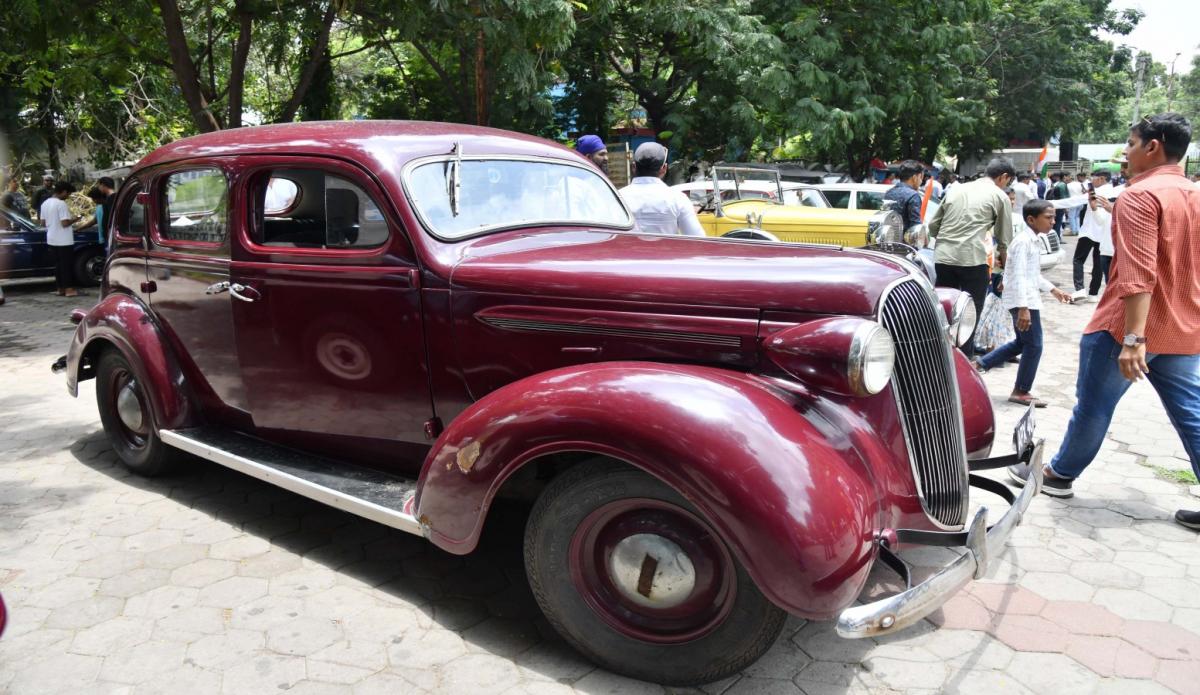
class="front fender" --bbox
[65,292,194,430]
[417,362,879,618]
[953,349,996,457]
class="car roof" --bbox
[132,120,585,174]
[815,183,891,192]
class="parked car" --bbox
[0,207,107,286]
[689,166,904,248]
[55,121,1042,685]
[671,180,831,211]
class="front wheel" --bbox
[95,350,178,476]
[524,462,786,685]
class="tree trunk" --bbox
[157,0,222,132]
[228,1,254,129]
[274,2,338,123]
[37,90,60,171]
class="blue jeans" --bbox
[980,309,1043,393]
[1050,331,1200,480]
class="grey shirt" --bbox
[928,177,1013,267]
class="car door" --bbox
[0,209,51,277]
[230,158,432,472]
[145,164,250,425]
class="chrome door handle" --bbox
[228,283,257,302]
[204,281,230,295]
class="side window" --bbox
[823,190,851,208]
[253,168,388,250]
[162,168,228,243]
[118,184,147,237]
[857,192,885,210]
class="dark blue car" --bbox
[0,207,107,286]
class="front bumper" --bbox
[836,439,1044,638]
[1040,249,1063,270]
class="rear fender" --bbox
[416,362,879,618]
[65,292,194,430]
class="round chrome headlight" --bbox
[948,292,977,347]
[849,323,895,395]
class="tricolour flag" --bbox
[1032,144,1049,174]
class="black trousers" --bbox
[1073,237,1104,295]
[50,245,73,290]
[934,263,989,358]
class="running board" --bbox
[160,427,423,537]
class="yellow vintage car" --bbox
[683,166,904,247]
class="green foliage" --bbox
[0,0,1161,179]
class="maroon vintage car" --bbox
[55,121,1042,684]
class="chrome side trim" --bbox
[159,429,424,537]
[837,441,1045,638]
[478,316,743,348]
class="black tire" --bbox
[73,247,105,287]
[95,350,178,476]
[524,462,786,685]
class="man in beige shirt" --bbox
[928,158,1016,356]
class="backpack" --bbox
[1046,183,1059,200]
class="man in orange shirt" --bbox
[1009,113,1200,524]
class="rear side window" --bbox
[252,169,388,250]
[162,168,228,243]
[823,190,851,208]
[857,192,885,210]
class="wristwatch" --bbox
[1122,333,1147,347]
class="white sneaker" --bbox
[1070,289,1088,303]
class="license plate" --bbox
[1012,404,1035,454]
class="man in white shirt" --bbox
[1071,170,1120,302]
[974,199,1072,407]
[1013,173,1036,211]
[39,181,81,297]
[618,143,705,237]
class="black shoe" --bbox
[1006,356,1021,364]
[1175,510,1200,530]
[1008,463,1074,498]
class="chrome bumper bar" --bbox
[836,439,1044,638]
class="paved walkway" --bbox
[1,241,1198,694]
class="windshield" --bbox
[407,158,631,239]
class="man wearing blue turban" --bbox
[575,135,609,177]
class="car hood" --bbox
[449,229,913,316]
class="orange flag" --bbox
[919,176,935,221]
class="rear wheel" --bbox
[95,350,177,476]
[524,462,785,685]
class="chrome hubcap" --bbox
[607,533,696,609]
[116,381,144,433]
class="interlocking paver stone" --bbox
[5,249,1200,693]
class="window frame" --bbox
[154,166,231,250]
[400,154,634,243]
[112,178,148,245]
[238,158,403,261]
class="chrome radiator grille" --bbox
[1047,233,1061,253]
[878,279,969,527]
